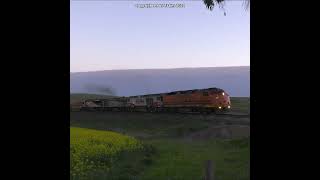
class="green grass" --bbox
[70,112,222,139]
[230,97,250,113]
[70,127,154,180]
[140,138,250,180]
[70,95,250,180]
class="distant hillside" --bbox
[70,66,250,97]
[70,93,115,103]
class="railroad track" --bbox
[74,109,250,118]
[179,112,250,118]
[214,113,250,118]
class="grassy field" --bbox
[230,97,250,114]
[70,95,250,180]
[141,138,249,180]
[71,127,156,180]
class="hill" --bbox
[70,66,250,97]
[70,93,115,103]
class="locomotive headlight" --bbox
[228,105,231,109]
[219,106,222,109]
[222,92,225,96]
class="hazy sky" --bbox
[70,1,250,72]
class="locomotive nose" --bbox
[222,91,231,109]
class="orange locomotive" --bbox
[162,88,231,113]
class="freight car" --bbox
[76,87,231,113]
[127,94,163,112]
[81,97,128,111]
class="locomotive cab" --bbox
[211,91,231,110]
[205,89,231,111]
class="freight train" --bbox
[71,88,231,113]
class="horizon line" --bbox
[70,65,250,73]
